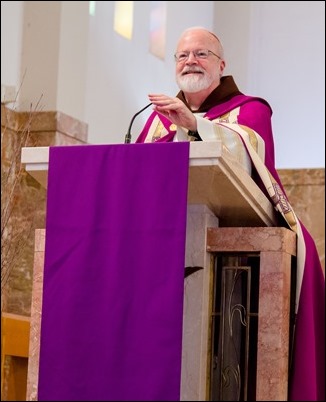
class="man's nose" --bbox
[186,52,198,63]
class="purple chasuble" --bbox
[135,91,325,400]
[38,143,190,401]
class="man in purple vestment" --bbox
[136,26,325,401]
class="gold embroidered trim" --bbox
[239,125,258,152]
[151,121,164,142]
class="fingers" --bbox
[147,94,196,131]
[148,94,182,111]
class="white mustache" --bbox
[181,66,205,75]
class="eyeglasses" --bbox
[174,49,221,63]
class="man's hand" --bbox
[148,94,197,132]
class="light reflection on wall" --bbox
[89,1,96,17]
[114,1,134,40]
[149,1,167,60]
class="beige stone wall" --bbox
[278,168,325,272]
[1,105,88,316]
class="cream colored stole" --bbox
[217,122,306,314]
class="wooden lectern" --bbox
[21,142,296,401]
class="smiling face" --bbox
[175,28,225,95]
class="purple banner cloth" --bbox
[38,143,190,401]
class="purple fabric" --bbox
[135,95,325,400]
[208,96,326,400]
[136,112,176,143]
[289,225,325,401]
[38,142,190,401]
[205,94,277,191]
[209,97,325,400]
[209,96,275,165]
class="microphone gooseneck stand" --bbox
[124,103,152,144]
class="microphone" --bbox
[124,102,152,144]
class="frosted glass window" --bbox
[89,1,96,16]
[114,1,134,40]
[149,1,166,59]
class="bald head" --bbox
[176,27,224,59]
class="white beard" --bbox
[176,70,213,93]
